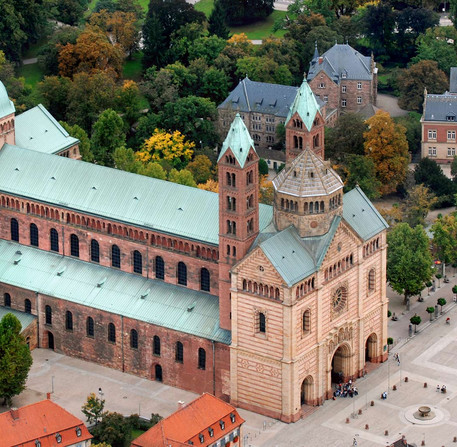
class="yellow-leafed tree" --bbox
[364,110,409,196]
[137,129,194,170]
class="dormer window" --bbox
[447,114,455,121]
[341,72,347,79]
[56,434,62,443]
[220,420,225,430]
[199,434,204,443]
[76,427,82,437]
[208,427,214,437]
[230,413,236,423]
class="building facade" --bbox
[307,43,378,116]
[421,88,457,164]
[0,79,387,422]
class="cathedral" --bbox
[0,79,388,422]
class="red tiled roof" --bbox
[132,393,244,447]
[0,399,92,447]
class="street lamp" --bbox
[98,387,104,399]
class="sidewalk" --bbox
[387,270,457,349]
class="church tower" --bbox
[218,114,259,330]
[285,79,324,163]
[0,81,15,147]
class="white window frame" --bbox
[341,85,347,93]
[428,147,437,156]
[323,95,328,102]
[447,130,456,141]
[448,147,456,157]
[341,99,347,108]
[319,82,325,89]
[428,129,437,140]
[357,82,362,90]
[357,96,362,104]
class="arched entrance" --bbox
[365,333,378,362]
[154,364,162,382]
[300,375,314,406]
[331,344,351,384]
[48,331,54,350]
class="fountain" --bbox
[413,405,435,421]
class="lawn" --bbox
[123,51,144,81]
[131,428,146,439]
[230,11,287,40]
[18,63,44,88]
[195,0,214,16]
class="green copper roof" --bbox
[15,104,79,155]
[218,113,255,168]
[0,81,15,119]
[343,186,389,241]
[0,306,36,333]
[285,79,320,131]
[0,145,273,245]
[0,240,231,344]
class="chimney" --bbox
[47,392,51,400]
[319,57,323,65]
[10,408,19,420]
[178,400,185,410]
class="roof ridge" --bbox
[242,78,251,112]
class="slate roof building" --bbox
[217,77,337,170]
[0,399,92,447]
[307,43,378,116]
[421,82,457,163]
[0,79,388,423]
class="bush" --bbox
[259,158,269,176]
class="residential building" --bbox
[0,79,387,423]
[0,399,92,447]
[307,43,378,116]
[131,393,244,447]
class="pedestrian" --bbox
[437,385,441,392]
[353,438,357,446]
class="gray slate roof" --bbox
[218,77,324,117]
[0,306,36,333]
[0,145,273,245]
[307,44,372,84]
[423,93,457,121]
[450,67,457,94]
[0,240,231,344]
[15,104,79,155]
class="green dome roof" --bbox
[0,81,15,119]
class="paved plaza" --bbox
[3,274,457,446]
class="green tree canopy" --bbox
[168,168,197,187]
[236,56,293,85]
[82,392,105,425]
[208,0,230,39]
[0,313,33,406]
[431,213,457,265]
[387,223,433,304]
[343,154,380,200]
[60,121,94,162]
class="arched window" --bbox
[4,293,11,307]
[155,256,165,280]
[368,269,376,292]
[65,311,73,331]
[198,348,206,370]
[259,312,266,333]
[24,299,31,314]
[70,234,79,257]
[30,223,39,247]
[86,317,94,337]
[175,341,184,363]
[200,268,210,292]
[91,239,100,263]
[45,305,52,325]
[130,329,138,349]
[177,262,187,286]
[153,335,161,356]
[303,310,311,333]
[133,250,142,274]
[108,323,116,343]
[50,229,59,252]
[111,245,120,268]
[10,218,19,242]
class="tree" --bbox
[168,168,197,187]
[437,297,447,313]
[198,179,219,192]
[60,121,94,162]
[431,213,457,265]
[387,223,433,306]
[394,112,422,156]
[91,109,126,166]
[364,111,409,196]
[107,11,140,58]
[426,306,435,321]
[387,337,393,352]
[403,184,438,227]
[325,113,368,162]
[137,129,194,170]
[259,159,269,176]
[260,175,274,205]
[410,314,422,333]
[141,68,179,113]
[55,0,88,25]
[220,0,274,25]
[36,76,72,122]
[188,36,227,65]
[208,0,230,39]
[0,313,33,406]
[138,162,167,180]
[91,412,132,447]
[113,146,142,173]
[343,155,381,200]
[236,56,293,85]
[81,392,105,425]
[412,27,457,75]
[187,155,213,184]
[397,60,448,112]
[115,80,141,129]
[415,158,457,205]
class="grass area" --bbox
[23,36,49,59]
[123,51,144,81]
[18,63,44,88]
[229,10,287,40]
[131,428,146,439]
[194,0,214,16]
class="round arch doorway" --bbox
[365,333,378,363]
[300,375,314,406]
[331,344,351,384]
